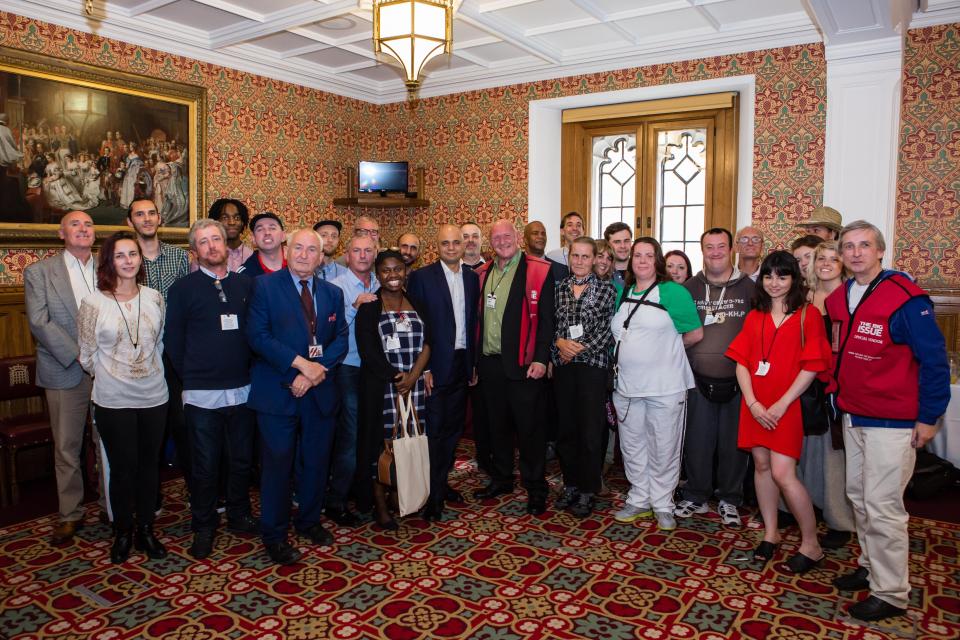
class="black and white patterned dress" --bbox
[378,310,427,436]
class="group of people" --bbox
[24,201,950,623]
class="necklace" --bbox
[111,286,141,348]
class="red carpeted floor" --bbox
[1,445,959,640]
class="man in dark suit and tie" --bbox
[406,224,480,520]
[246,228,348,565]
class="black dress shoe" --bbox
[227,514,260,536]
[265,541,301,565]
[848,595,906,622]
[111,527,133,564]
[833,567,870,591]
[298,523,334,546]
[421,501,444,522]
[444,486,465,504]
[820,528,852,550]
[526,498,547,516]
[134,524,168,560]
[326,508,362,527]
[568,493,594,518]
[190,530,215,560]
[786,551,823,574]
[474,484,513,500]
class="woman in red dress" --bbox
[726,251,831,573]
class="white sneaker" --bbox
[718,501,741,527]
[614,504,653,523]
[655,511,677,531]
[674,500,708,518]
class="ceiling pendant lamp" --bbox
[372,0,454,99]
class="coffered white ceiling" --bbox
[5,0,960,103]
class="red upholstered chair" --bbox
[0,356,52,506]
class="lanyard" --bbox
[704,280,727,313]
[487,261,513,298]
[74,256,93,294]
[760,310,792,363]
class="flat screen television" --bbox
[359,160,408,194]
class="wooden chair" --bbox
[0,356,52,506]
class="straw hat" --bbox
[797,206,842,232]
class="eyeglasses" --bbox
[355,228,379,237]
[738,237,763,245]
[213,279,227,303]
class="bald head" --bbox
[437,224,463,267]
[490,219,519,263]
[397,232,420,267]
[523,221,547,258]
[59,210,95,255]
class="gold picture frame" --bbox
[0,46,205,246]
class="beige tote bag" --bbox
[392,392,431,516]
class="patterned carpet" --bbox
[1,445,959,640]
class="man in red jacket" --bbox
[826,220,950,622]
[473,219,555,515]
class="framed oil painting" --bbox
[0,46,205,244]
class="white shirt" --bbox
[848,281,870,313]
[610,285,695,397]
[546,247,568,265]
[63,251,96,309]
[441,261,467,349]
[78,288,168,409]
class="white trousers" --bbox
[843,416,916,609]
[613,391,686,512]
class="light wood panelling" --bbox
[0,288,34,359]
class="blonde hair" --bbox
[806,240,846,290]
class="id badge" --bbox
[704,313,716,326]
[486,293,497,309]
[715,312,726,324]
[385,334,401,351]
[308,343,323,359]
[569,324,584,339]
[755,360,771,377]
[220,314,239,330]
[396,318,412,333]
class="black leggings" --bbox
[95,404,167,529]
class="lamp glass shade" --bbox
[374,0,452,91]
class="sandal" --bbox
[753,541,778,562]
[786,551,824,574]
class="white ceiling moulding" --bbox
[208,0,359,49]
[2,0,378,102]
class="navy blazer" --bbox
[246,269,348,417]
[406,261,479,388]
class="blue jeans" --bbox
[184,403,255,532]
[326,365,360,510]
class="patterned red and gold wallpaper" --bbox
[895,24,960,288]
[0,11,956,288]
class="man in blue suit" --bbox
[246,228,348,565]
[407,224,480,520]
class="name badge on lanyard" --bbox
[385,334,401,352]
[486,293,497,309]
[569,324,584,339]
[220,314,239,330]
[755,360,771,377]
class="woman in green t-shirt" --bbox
[609,237,703,531]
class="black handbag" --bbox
[798,304,830,436]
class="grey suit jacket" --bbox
[24,252,89,389]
